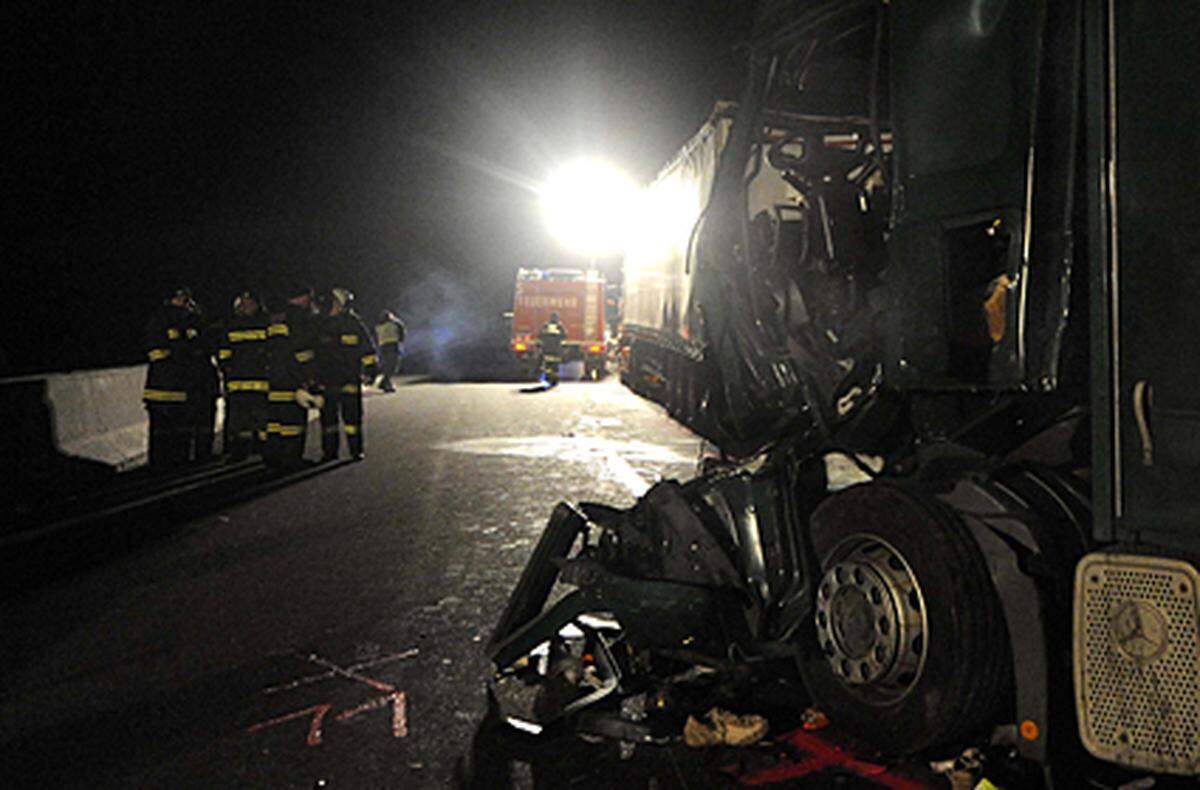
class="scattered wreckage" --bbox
[489,1,1200,786]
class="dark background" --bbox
[7,0,751,376]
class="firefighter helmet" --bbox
[233,290,261,315]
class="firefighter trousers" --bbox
[189,393,218,462]
[225,391,267,460]
[265,396,308,468]
[147,402,191,469]
[542,353,562,385]
[320,383,363,459]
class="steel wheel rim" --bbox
[814,533,928,704]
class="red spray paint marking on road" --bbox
[247,703,332,746]
[392,691,408,738]
[334,691,408,737]
[305,653,394,692]
[262,649,418,696]
[334,694,392,722]
[248,654,409,746]
[733,729,932,789]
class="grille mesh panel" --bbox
[1075,554,1200,774]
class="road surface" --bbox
[2,377,704,788]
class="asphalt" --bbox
[1,376,705,788]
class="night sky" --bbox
[8,0,751,376]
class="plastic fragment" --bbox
[800,706,830,730]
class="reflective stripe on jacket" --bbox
[267,303,319,391]
[319,311,378,385]
[219,314,270,384]
[144,303,197,404]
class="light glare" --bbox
[539,159,637,257]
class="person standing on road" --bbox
[218,290,270,461]
[374,309,405,393]
[538,311,566,387]
[318,288,378,460]
[142,287,199,468]
[264,284,320,469]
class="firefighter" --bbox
[264,284,320,469]
[318,288,378,460]
[374,309,405,393]
[538,311,566,386]
[218,290,270,461]
[143,287,199,468]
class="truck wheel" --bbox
[796,483,1012,755]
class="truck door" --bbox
[1094,1,1200,547]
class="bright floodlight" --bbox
[539,159,637,257]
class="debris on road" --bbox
[683,707,769,747]
[800,706,829,731]
[929,747,983,790]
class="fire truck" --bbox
[510,268,607,380]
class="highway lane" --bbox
[1,377,703,788]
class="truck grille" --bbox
[1074,553,1200,774]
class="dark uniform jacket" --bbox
[193,315,222,399]
[318,311,378,386]
[539,320,566,359]
[267,303,319,393]
[143,303,199,404]
[218,313,270,393]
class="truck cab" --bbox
[491,1,1200,783]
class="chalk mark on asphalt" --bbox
[247,652,411,746]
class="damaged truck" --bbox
[488,0,1200,783]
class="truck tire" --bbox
[796,483,1012,755]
